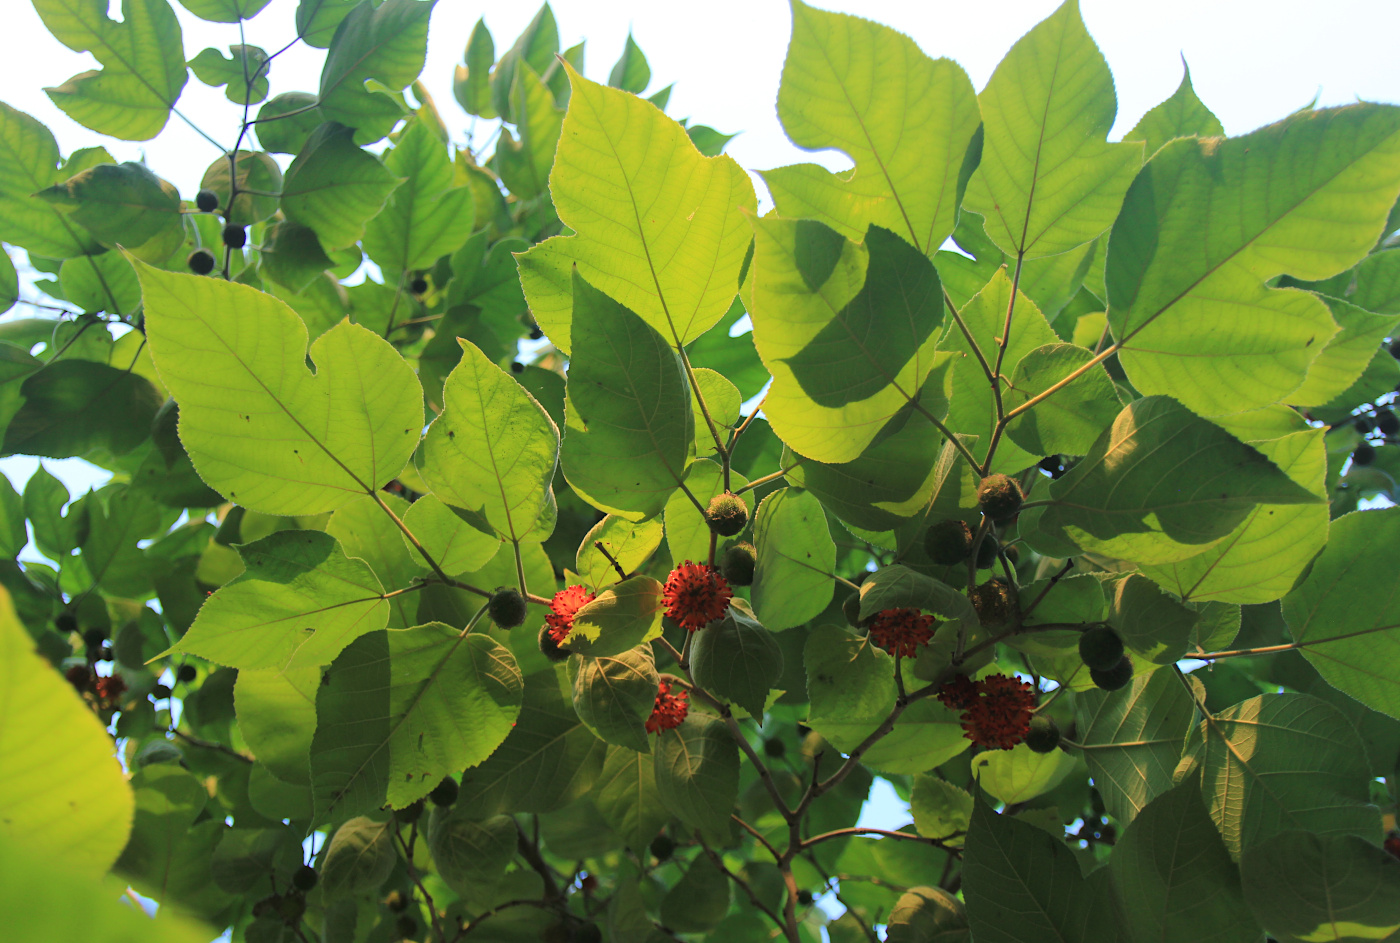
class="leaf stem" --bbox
[734,461,800,495]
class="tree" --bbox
[1,0,1399,941]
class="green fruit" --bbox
[488,587,527,628]
[538,624,571,663]
[292,865,318,891]
[176,664,197,684]
[923,519,972,565]
[187,248,216,275]
[410,276,429,295]
[720,542,756,586]
[397,799,424,823]
[1379,410,1400,435]
[1354,443,1376,466]
[55,612,78,635]
[572,922,603,943]
[195,188,219,213]
[705,492,749,537]
[974,534,999,570]
[223,223,247,249]
[429,776,459,807]
[842,592,867,627]
[650,833,676,861]
[1090,655,1134,691]
[977,474,1024,522]
[972,579,1012,627]
[1078,625,1124,671]
[763,737,786,758]
[796,889,814,906]
[385,889,409,912]
[1024,715,1060,754]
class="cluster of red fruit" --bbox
[867,607,937,657]
[936,672,1038,750]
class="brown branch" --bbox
[696,832,788,937]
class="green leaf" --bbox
[400,494,500,578]
[1107,105,1400,416]
[1,359,162,460]
[0,250,15,316]
[296,0,358,48]
[1241,832,1400,943]
[763,0,980,254]
[608,33,650,93]
[426,810,516,895]
[136,261,423,515]
[210,826,301,894]
[1123,62,1224,156]
[0,473,24,559]
[690,601,784,717]
[561,271,692,520]
[1073,668,1194,825]
[1141,408,1330,604]
[886,886,970,943]
[458,666,607,815]
[79,483,164,598]
[235,666,319,786]
[59,251,141,315]
[255,91,325,155]
[452,18,496,118]
[38,161,180,248]
[321,815,395,898]
[856,564,978,630]
[962,798,1119,942]
[653,710,740,839]
[36,0,188,141]
[1177,692,1379,858]
[569,646,658,754]
[310,624,523,818]
[173,529,388,671]
[971,744,1077,805]
[1293,295,1400,407]
[177,0,273,22]
[566,576,665,658]
[189,44,270,104]
[575,515,663,593]
[910,775,973,847]
[327,492,424,627]
[1108,574,1198,665]
[259,220,334,293]
[200,150,282,227]
[752,487,835,631]
[1281,506,1400,718]
[747,221,945,463]
[1022,396,1322,565]
[364,117,474,272]
[593,744,669,853]
[282,122,403,250]
[494,62,564,200]
[803,623,891,741]
[659,854,731,933]
[488,5,558,123]
[662,459,751,566]
[317,0,437,142]
[964,0,1142,259]
[937,211,1099,321]
[1004,343,1120,458]
[1109,779,1260,943]
[418,339,558,543]
[516,63,755,354]
[0,104,98,258]
[0,584,133,874]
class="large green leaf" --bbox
[1073,668,1194,825]
[746,220,945,463]
[172,530,388,671]
[1022,396,1322,565]
[418,339,558,544]
[886,886,969,943]
[309,624,523,818]
[458,666,607,816]
[363,116,474,273]
[234,665,319,785]
[593,744,669,854]
[0,585,133,875]
[561,271,692,520]
[495,62,563,200]
[690,601,784,718]
[1122,63,1223,157]
[327,492,426,627]
[282,122,403,250]
[762,0,980,254]
[962,799,1120,942]
[35,0,188,140]
[452,18,495,118]
[0,104,98,258]
[660,854,732,934]
[1003,343,1120,459]
[1177,692,1379,858]
[426,809,516,895]
[320,815,395,897]
[1291,296,1400,407]
[1282,507,1400,718]
[136,262,423,515]
[1109,779,1259,943]
[177,0,274,22]
[516,63,755,354]
[569,646,658,754]
[114,765,232,918]
[566,576,665,658]
[653,710,740,839]
[316,0,436,141]
[1241,832,1400,943]
[1,359,163,460]
[1109,574,1198,665]
[38,161,180,248]
[1107,105,1400,416]
[400,494,500,578]
[963,0,1143,260]
[1141,407,1330,605]
[574,515,664,594]
[971,745,1077,805]
[751,487,835,631]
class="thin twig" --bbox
[696,832,788,935]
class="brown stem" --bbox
[696,832,789,936]
[593,540,629,581]
[392,827,444,942]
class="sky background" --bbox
[3,0,1399,833]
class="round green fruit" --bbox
[763,737,786,758]
[1078,625,1124,671]
[650,833,676,861]
[429,776,459,807]
[187,248,216,275]
[1354,443,1376,466]
[1024,715,1060,754]
[222,223,247,249]
[397,799,424,823]
[177,664,197,684]
[705,492,748,537]
[977,474,1024,522]
[924,519,973,565]
[195,188,219,213]
[974,534,999,570]
[488,587,527,628]
[1090,655,1134,691]
[292,865,318,892]
[410,276,429,295]
[720,542,756,586]
[972,579,1012,627]
[538,624,571,663]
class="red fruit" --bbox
[645,679,689,734]
[868,608,936,658]
[1385,834,1400,860]
[546,585,596,644]
[662,562,733,631]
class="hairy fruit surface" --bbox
[720,542,756,586]
[977,474,1024,521]
[488,586,527,628]
[705,492,748,536]
[1078,625,1125,671]
[924,519,973,566]
[662,562,732,630]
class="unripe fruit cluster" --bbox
[705,492,748,537]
